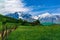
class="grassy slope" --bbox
[0,22,16,31]
[0,14,18,33]
[7,25,60,40]
[0,22,2,32]
[0,22,2,40]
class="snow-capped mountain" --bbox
[52,15,60,24]
[38,12,60,25]
[38,12,52,19]
[4,12,60,24]
[32,16,39,20]
[20,13,36,22]
[4,12,35,22]
[5,12,19,19]
[38,12,53,25]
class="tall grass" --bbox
[6,25,60,40]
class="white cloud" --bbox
[0,0,32,15]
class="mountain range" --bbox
[38,12,60,25]
[4,12,60,24]
[5,12,36,22]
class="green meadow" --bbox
[5,25,60,40]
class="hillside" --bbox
[0,14,18,22]
[0,14,19,40]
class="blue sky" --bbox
[23,0,60,6]
[22,0,60,15]
[0,0,60,16]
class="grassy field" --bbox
[0,22,2,32]
[5,25,60,40]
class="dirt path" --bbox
[0,33,1,37]
[0,28,16,40]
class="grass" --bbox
[0,22,17,31]
[6,25,60,40]
[0,22,2,32]
[0,22,2,40]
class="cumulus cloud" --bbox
[0,0,32,15]
[0,0,60,16]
